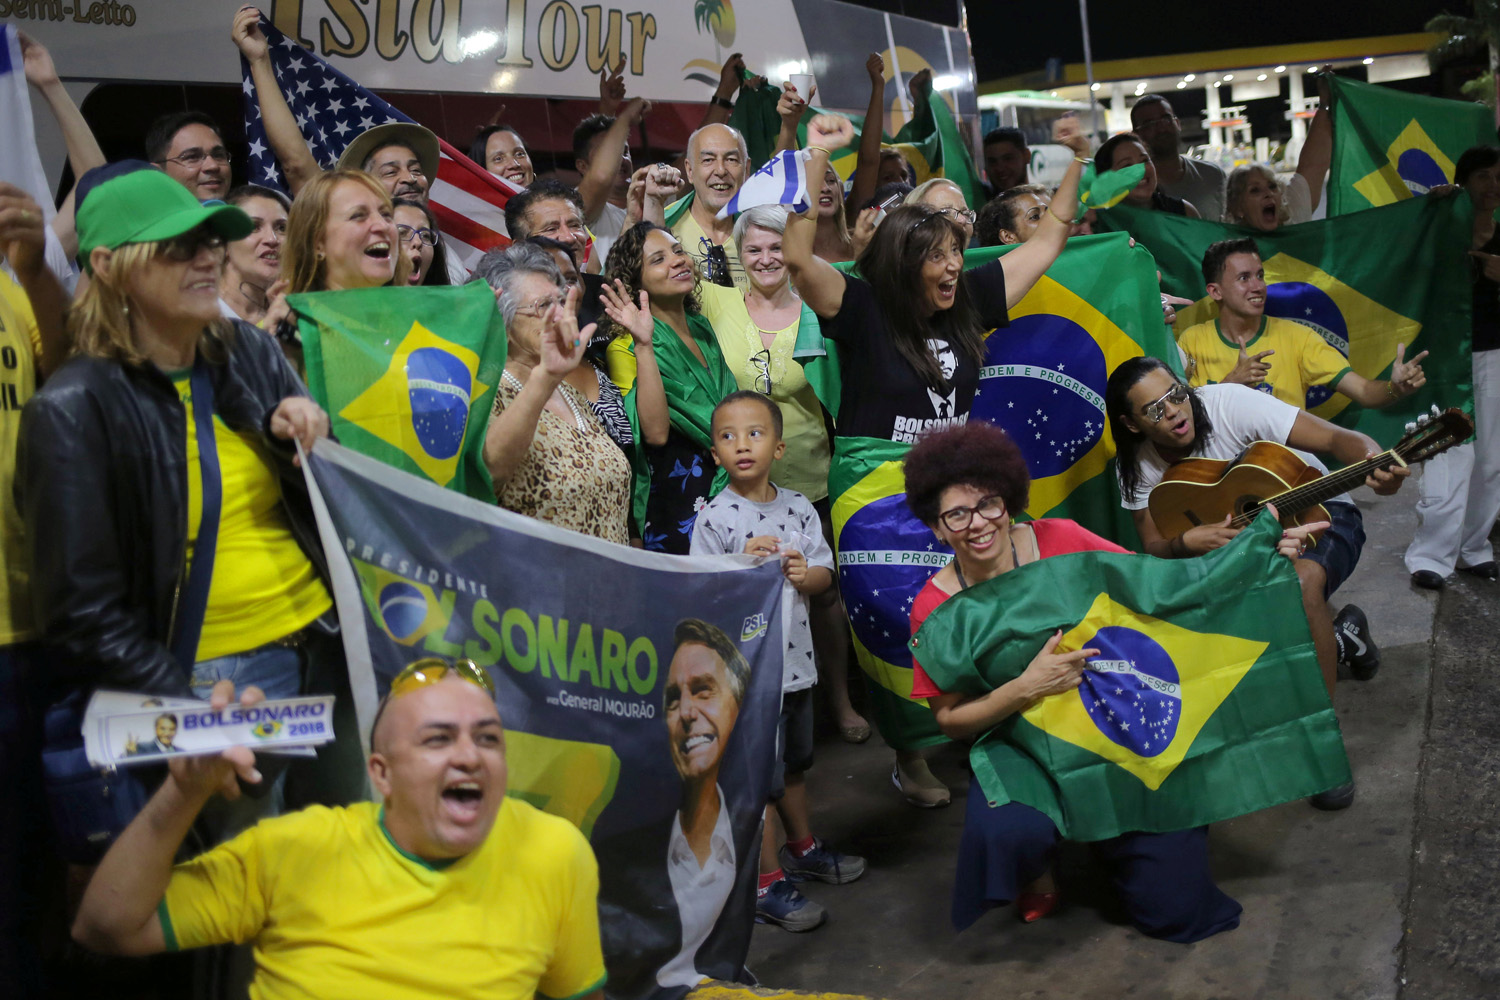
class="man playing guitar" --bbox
[1104,357,1410,810]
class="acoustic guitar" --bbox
[1148,406,1473,540]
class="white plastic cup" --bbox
[789,74,815,103]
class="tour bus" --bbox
[6,0,985,199]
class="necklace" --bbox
[952,527,1021,591]
[501,368,588,432]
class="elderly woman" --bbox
[605,221,739,554]
[698,204,870,740]
[1095,133,1201,218]
[17,168,348,831]
[906,178,977,246]
[783,112,1089,806]
[219,184,288,325]
[1223,80,1331,229]
[478,243,646,544]
[393,197,450,287]
[902,421,1320,938]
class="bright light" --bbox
[459,30,499,58]
[1274,65,1286,73]
[773,60,808,80]
[1257,74,1267,81]
[932,74,962,92]
[1213,81,1222,88]
[1090,82,1100,91]
[1050,91,1058,97]
[1176,81,1187,89]
[1223,74,1234,81]
[1363,57,1374,65]
[1184,74,1196,82]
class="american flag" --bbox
[239,15,519,274]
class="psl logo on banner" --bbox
[339,321,490,487]
[1023,592,1268,790]
[1174,252,1416,416]
[1353,120,1455,207]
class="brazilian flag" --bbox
[665,78,985,224]
[1095,195,1474,442]
[796,234,1180,750]
[293,282,507,502]
[1326,75,1493,217]
[910,515,1350,841]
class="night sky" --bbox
[966,1,1465,83]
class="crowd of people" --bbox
[0,6,1494,999]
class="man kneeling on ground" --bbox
[72,667,606,1000]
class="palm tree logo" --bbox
[693,0,736,48]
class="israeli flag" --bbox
[0,26,75,291]
[717,149,813,220]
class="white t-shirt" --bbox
[1118,382,1348,510]
[657,789,736,990]
[1285,171,1313,225]
[689,485,833,692]
[589,201,628,271]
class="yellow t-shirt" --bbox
[160,799,607,1000]
[699,284,831,501]
[671,208,748,294]
[174,375,330,660]
[0,269,39,644]
[1179,316,1352,411]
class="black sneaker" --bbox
[1334,604,1380,681]
[1309,781,1355,811]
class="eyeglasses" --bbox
[158,228,226,262]
[697,237,733,287]
[396,223,438,247]
[751,349,772,394]
[938,494,1008,532]
[389,657,496,699]
[156,147,231,169]
[514,293,566,317]
[1141,383,1191,423]
[938,207,978,225]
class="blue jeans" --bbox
[190,643,304,701]
[0,642,46,997]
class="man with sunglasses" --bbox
[145,111,231,202]
[1105,357,1407,808]
[73,663,607,1000]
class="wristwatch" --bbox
[710,95,734,110]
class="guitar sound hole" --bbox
[1234,495,1263,519]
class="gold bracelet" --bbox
[1386,380,1400,399]
[1046,205,1073,226]
[1073,155,1090,164]
[806,144,832,157]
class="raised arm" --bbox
[783,115,855,318]
[484,293,592,488]
[928,631,1097,741]
[579,98,649,225]
[74,683,265,957]
[0,185,69,376]
[771,82,807,156]
[599,280,668,446]
[848,54,887,225]
[698,53,745,129]
[1297,75,1334,212]
[233,6,321,195]
[995,116,1088,307]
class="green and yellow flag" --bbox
[294,282,507,502]
[1326,74,1493,216]
[797,234,1181,750]
[1096,194,1474,442]
[910,515,1350,841]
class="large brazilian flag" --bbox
[1326,74,1493,217]
[796,234,1180,750]
[910,515,1350,841]
[1096,194,1474,442]
[293,282,507,502]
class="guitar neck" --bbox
[1231,450,1396,526]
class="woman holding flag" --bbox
[901,422,1323,938]
[781,112,1088,804]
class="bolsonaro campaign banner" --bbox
[303,441,784,1000]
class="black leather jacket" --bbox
[16,321,329,699]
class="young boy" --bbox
[691,391,866,932]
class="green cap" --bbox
[76,168,254,271]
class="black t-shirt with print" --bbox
[822,257,1009,443]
